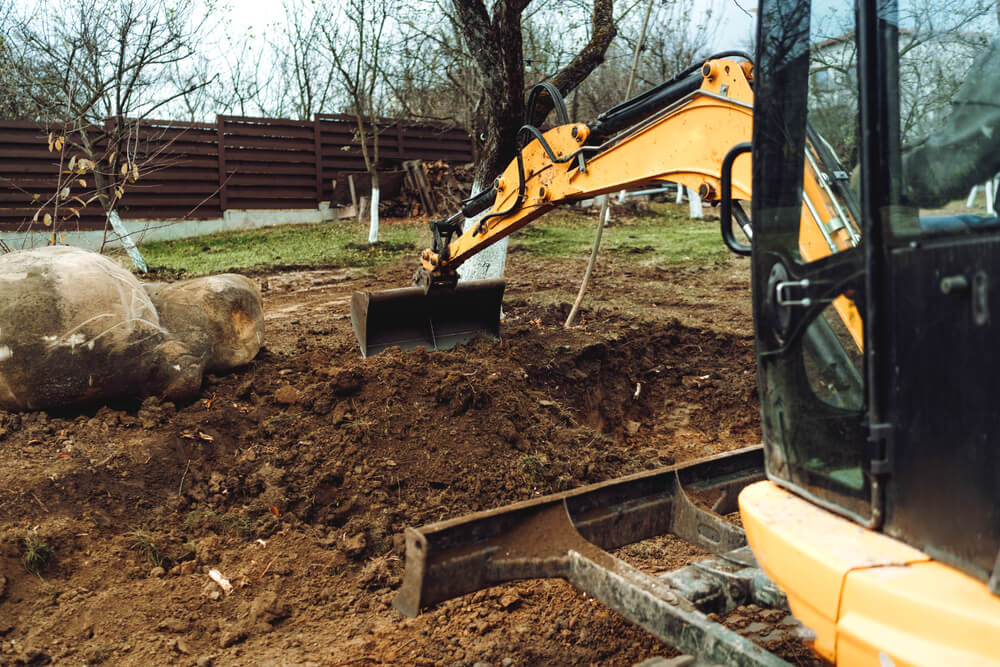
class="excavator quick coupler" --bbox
[350,277,505,358]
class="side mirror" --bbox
[720,142,753,256]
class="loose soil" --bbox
[0,234,823,665]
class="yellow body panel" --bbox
[839,562,1000,665]
[740,481,1000,665]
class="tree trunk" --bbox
[458,176,509,282]
[452,0,617,283]
[368,170,380,244]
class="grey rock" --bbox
[0,247,263,411]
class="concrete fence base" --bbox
[1,204,340,252]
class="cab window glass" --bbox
[804,1,862,265]
[888,3,1000,235]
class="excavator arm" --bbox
[351,56,863,357]
[419,57,756,283]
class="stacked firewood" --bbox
[335,161,477,219]
[396,160,476,218]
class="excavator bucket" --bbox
[350,279,505,357]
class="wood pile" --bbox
[331,161,477,219]
[397,160,476,218]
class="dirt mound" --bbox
[0,259,818,666]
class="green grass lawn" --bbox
[139,219,427,276]
[137,202,730,277]
[511,203,730,266]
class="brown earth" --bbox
[0,232,824,666]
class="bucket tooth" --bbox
[350,279,505,357]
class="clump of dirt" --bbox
[0,254,818,666]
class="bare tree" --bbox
[568,0,717,121]
[212,32,276,117]
[323,0,394,244]
[168,56,217,122]
[387,3,480,130]
[0,0,49,120]
[452,0,617,190]
[630,0,719,88]
[447,0,616,281]
[6,0,214,261]
[272,0,338,120]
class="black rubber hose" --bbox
[525,82,571,126]
[591,50,753,141]
[461,187,497,218]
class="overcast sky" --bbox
[711,0,758,49]
[211,0,759,53]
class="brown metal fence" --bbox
[0,114,473,231]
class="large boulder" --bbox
[0,246,263,411]
[144,274,264,372]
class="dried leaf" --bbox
[49,233,55,244]
[197,431,214,442]
[77,179,86,188]
[32,193,40,201]
[120,163,128,176]
[32,208,41,223]
[47,132,53,152]
[180,433,195,440]
[59,233,67,244]
[59,187,70,200]
[131,163,139,180]
[43,213,52,227]
[68,155,77,171]
[54,136,64,151]
[71,196,87,206]
[68,207,80,218]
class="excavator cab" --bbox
[740,0,1000,661]
[749,0,1000,584]
[387,0,1000,663]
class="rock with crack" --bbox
[0,246,263,411]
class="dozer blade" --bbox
[393,446,790,666]
[350,278,505,358]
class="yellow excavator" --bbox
[349,0,1000,663]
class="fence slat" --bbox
[313,116,324,203]
[216,117,228,211]
[0,114,472,230]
